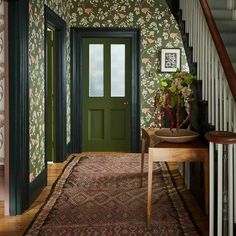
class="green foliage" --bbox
[156,71,196,109]
[154,71,196,129]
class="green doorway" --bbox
[46,28,56,162]
[82,38,132,151]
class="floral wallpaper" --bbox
[68,0,188,128]
[29,0,71,181]
[0,1,7,166]
[29,0,188,180]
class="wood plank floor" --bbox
[0,154,208,236]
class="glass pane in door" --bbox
[111,44,125,97]
[89,44,104,97]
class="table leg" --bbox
[140,137,145,187]
[147,150,153,229]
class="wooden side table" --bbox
[141,128,209,228]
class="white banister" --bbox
[219,68,223,131]
[179,0,236,235]
[228,144,233,236]
[223,79,227,130]
[209,142,214,236]
[218,144,223,236]
[227,0,234,9]
[234,144,236,225]
[215,59,219,131]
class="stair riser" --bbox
[216,21,236,32]
[221,33,236,46]
[208,1,228,9]
[212,9,233,20]
[226,47,236,61]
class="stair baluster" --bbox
[205,131,236,236]
[179,0,236,235]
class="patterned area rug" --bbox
[25,154,200,235]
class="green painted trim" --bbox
[71,28,141,153]
[29,168,47,204]
[46,30,56,162]
[8,0,30,215]
[67,142,72,154]
[45,5,67,163]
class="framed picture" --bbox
[161,48,181,72]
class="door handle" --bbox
[124,101,129,105]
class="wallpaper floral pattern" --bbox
[0,1,6,165]
[29,0,188,179]
[69,0,188,128]
[29,0,71,181]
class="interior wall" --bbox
[28,0,189,180]
[68,0,189,127]
[0,0,9,215]
[0,166,3,201]
[0,0,6,166]
[29,0,71,181]
[0,0,5,202]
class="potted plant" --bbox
[154,71,197,130]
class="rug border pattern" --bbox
[24,153,201,235]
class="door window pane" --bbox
[111,44,125,97]
[89,44,104,97]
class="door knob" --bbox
[124,101,129,105]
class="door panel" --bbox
[88,109,104,140]
[82,38,131,152]
[110,109,126,140]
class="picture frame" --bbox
[160,48,181,72]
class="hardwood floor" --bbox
[168,162,208,235]
[0,154,208,236]
[0,165,4,201]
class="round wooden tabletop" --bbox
[205,131,236,144]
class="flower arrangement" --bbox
[154,71,197,130]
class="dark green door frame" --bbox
[9,0,29,215]
[70,28,141,153]
[8,2,67,215]
[45,6,67,163]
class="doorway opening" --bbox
[46,27,56,163]
[44,5,67,166]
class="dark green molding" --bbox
[8,0,30,215]
[44,5,67,163]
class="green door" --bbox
[82,38,131,152]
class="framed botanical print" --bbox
[161,48,181,72]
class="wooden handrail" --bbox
[199,0,236,102]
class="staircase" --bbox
[167,1,236,236]
[208,0,236,73]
